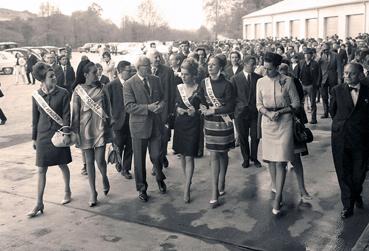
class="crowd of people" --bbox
[25,33,369,220]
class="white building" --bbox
[242,0,369,39]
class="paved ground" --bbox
[1,53,369,251]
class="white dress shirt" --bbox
[349,84,360,106]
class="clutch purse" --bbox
[51,126,77,147]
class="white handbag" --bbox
[51,126,77,147]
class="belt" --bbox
[265,107,284,112]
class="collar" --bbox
[39,86,59,97]
[118,76,125,85]
[137,73,145,81]
[348,83,361,90]
[243,70,251,78]
[211,71,221,80]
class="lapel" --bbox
[343,84,355,112]
[135,74,151,101]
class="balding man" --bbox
[123,56,167,202]
[330,63,369,219]
[147,50,175,169]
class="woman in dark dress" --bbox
[71,62,112,207]
[279,63,312,202]
[199,55,235,208]
[173,58,202,203]
[28,62,72,218]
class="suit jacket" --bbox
[319,51,343,87]
[123,74,165,139]
[153,64,174,122]
[231,71,262,119]
[60,65,75,93]
[99,75,110,85]
[330,82,369,153]
[299,60,321,87]
[52,63,65,87]
[26,54,38,72]
[224,65,242,80]
[338,49,348,66]
[104,78,128,131]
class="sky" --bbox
[1,0,204,30]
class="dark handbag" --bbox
[107,143,122,172]
[293,116,313,143]
[0,89,3,98]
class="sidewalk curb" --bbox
[353,223,369,251]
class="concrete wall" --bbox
[242,1,368,39]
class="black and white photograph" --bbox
[1,0,369,250]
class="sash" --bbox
[177,84,195,110]
[32,91,64,126]
[75,85,107,119]
[204,77,232,124]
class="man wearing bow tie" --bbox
[330,63,369,219]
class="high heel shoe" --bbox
[209,199,219,209]
[300,193,313,203]
[103,179,110,196]
[272,208,281,215]
[219,191,226,196]
[89,192,98,207]
[61,192,72,205]
[27,204,44,218]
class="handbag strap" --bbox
[32,91,64,126]
[75,85,107,119]
[204,77,232,124]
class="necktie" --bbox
[247,74,251,84]
[143,78,150,94]
[63,66,67,86]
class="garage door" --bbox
[277,21,285,38]
[325,16,338,37]
[255,24,262,39]
[348,14,364,37]
[265,23,272,37]
[291,20,300,38]
[306,18,318,38]
[245,24,253,39]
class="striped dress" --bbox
[200,75,235,152]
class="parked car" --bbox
[0,51,17,75]
[0,42,18,51]
[4,48,42,61]
[78,43,94,53]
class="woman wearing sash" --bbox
[199,55,235,208]
[173,58,202,203]
[71,62,112,207]
[28,62,72,217]
[256,53,300,215]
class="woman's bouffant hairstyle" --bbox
[32,62,52,82]
[209,54,227,70]
[181,58,199,76]
[82,62,96,74]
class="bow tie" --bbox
[348,86,358,92]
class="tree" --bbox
[39,2,60,17]
[88,2,103,16]
[137,0,166,30]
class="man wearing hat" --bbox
[318,43,343,118]
[299,48,321,124]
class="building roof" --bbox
[243,0,368,18]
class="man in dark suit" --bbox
[45,53,64,87]
[105,61,133,179]
[59,55,75,95]
[232,55,262,168]
[299,48,321,124]
[330,63,369,219]
[147,50,175,169]
[26,53,38,85]
[319,43,343,118]
[123,56,167,202]
[96,63,110,85]
[224,51,242,80]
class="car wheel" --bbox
[3,67,13,75]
